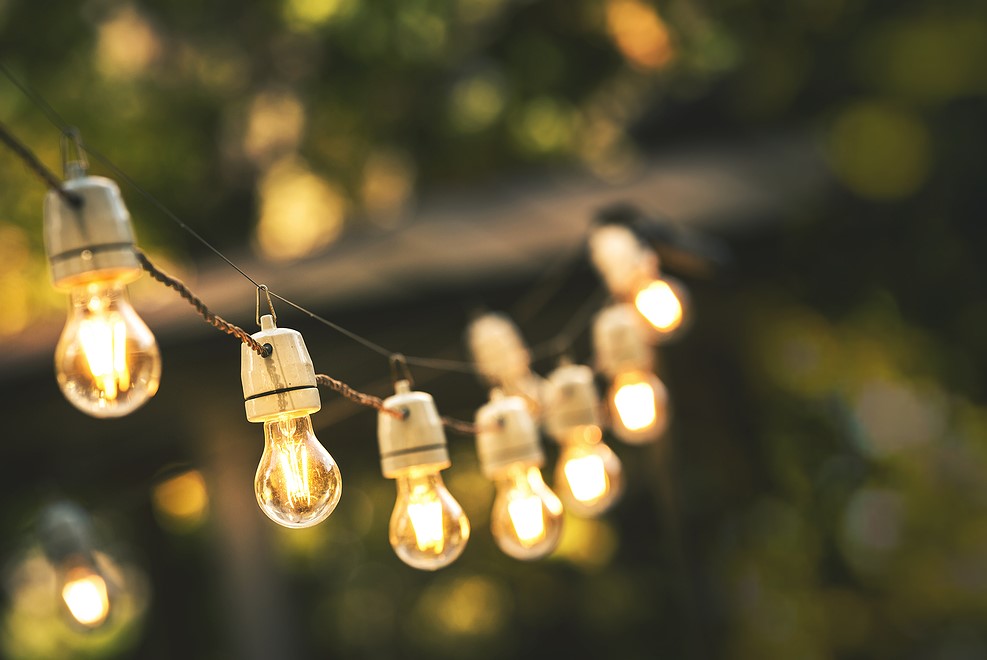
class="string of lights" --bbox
[0,65,695,597]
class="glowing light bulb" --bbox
[476,391,563,560]
[491,463,563,560]
[255,413,341,528]
[44,172,161,418]
[554,425,623,517]
[242,315,340,529]
[379,380,471,570]
[389,467,470,570]
[543,362,624,517]
[38,501,131,631]
[54,280,161,417]
[634,277,685,335]
[61,565,110,627]
[608,369,668,444]
[467,312,547,420]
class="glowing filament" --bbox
[408,490,445,552]
[278,443,313,506]
[613,381,658,431]
[635,279,683,332]
[507,494,546,546]
[62,569,110,627]
[564,455,607,503]
[78,314,134,401]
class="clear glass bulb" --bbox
[490,463,564,560]
[609,369,669,444]
[255,414,341,528]
[61,564,110,628]
[55,280,161,418]
[634,277,687,337]
[389,467,470,570]
[554,425,623,517]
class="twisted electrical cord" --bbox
[136,250,271,358]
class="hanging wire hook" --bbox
[256,284,277,327]
[390,353,415,388]
[60,127,88,180]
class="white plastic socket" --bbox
[593,303,654,377]
[241,315,321,422]
[377,380,450,477]
[43,175,141,289]
[541,362,602,442]
[466,312,533,387]
[587,223,657,299]
[474,390,545,478]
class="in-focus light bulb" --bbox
[55,280,160,417]
[61,565,110,628]
[634,277,686,335]
[242,315,340,529]
[44,173,161,418]
[608,369,668,444]
[255,413,341,528]
[554,425,623,517]
[390,468,470,570]
[379,380,470,570]
[476,391,563,560]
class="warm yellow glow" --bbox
[563,454,608,503]
[243,92,305,165]
[507,494,546,545]
[255,415,341,528]
[635,279,683,332]
[605,0,674,71]
[152,470,209,531]
[613,380,657,431]
[95,7,161,79]
[61,569,109,627]
[56,283,161,418]
[256,158,347,262]
[408,489,446,552]
[390,470,470,570]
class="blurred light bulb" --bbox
[634,278,685,334]
[543,362,624,517]
[61,565,110,627]
[55,280,161,417]
[554,425,623,516]
[609,369,668,444]
[38,501,131,631]
[389,468,470,570]
[379,380,470,570]
[476,390,563,560]
[255,414,341,528]
[242,315,340,529]
[466,312,547,419]
[491,463,563,560]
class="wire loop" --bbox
[256,284,277,327]
[60,127,88,179]
[390,353,415,388]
